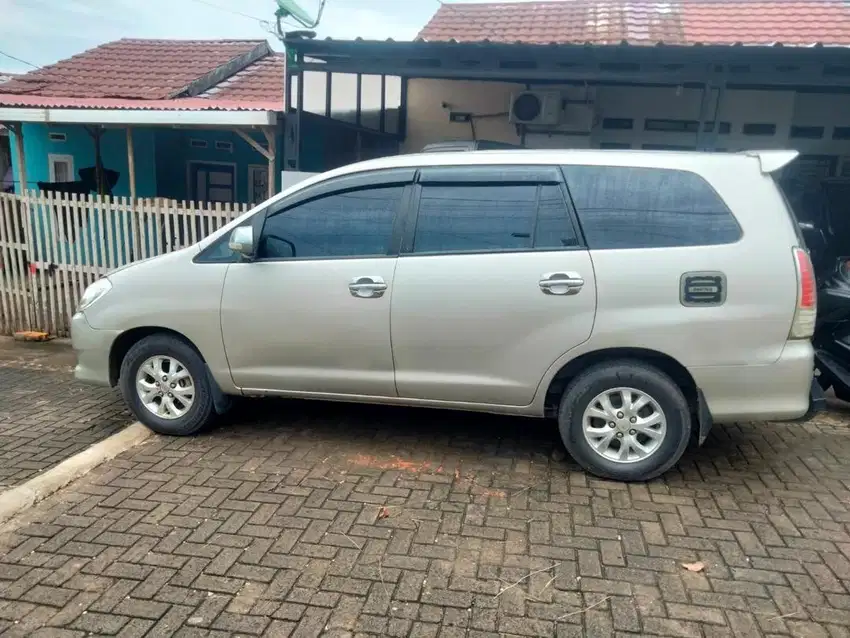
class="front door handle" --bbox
[539,272,584,296]
[349,276,388,298]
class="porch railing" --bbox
[0,191,251,337]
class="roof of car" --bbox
[326,148,742,176]
[202,147,796,251]
[259,148,794,217]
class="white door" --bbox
[220,174,411,396]
[390,167,597,406]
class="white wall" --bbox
[403,78,850,164]
[404,79,525,153]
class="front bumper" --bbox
[71,312,121,387]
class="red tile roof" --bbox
[201,54,285,103]
[0,39,285,111]
[417,0,850,47]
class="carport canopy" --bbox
[282,33,850,168]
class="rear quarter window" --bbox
[562,165,742,249]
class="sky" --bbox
[0,0,447,73]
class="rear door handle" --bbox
[349,276,388,298]
[539,272,584,296]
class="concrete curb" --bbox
[0,422,152,525]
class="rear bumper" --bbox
[71,312,120,387]
[691,339,815,423]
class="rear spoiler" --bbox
[742,150,799,174]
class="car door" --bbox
[220,168,413,396]
[390,165,597,406]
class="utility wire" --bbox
[0,49,106,95]
[185,0,268,24]
[185,0,301,33]
[0,49,41,71]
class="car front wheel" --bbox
[119,334,216,436]
[558,361,691,482]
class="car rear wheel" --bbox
[558,360,691,482]
[119,334,215,436]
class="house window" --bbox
[641,143,696,151]
[742,123,777,136]
[790,126,825,140]
[703,122,731,134]
[601,118,634,130]
[644,119,699,133]
[215,141,234,152]
[190,139,208,149]
[48,154,74,183]
[48,132,67,142]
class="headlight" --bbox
[77,278,112,312]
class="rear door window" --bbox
[562,165,741,249]
[410,183,578,254]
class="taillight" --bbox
[790,247,816,339]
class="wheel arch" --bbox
[543,347,699,418]
[109,326,205,387]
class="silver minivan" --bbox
[71,150,821,481]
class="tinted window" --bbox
[258,186,402,259]
[411,184,577,254]
[535,185,580,249]
[563,166,741,249]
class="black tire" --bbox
[119,334,215,436]
[834,387,850,404]
[557,360,691,482]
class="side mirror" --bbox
[228,226,255,259]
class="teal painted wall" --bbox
[9,124,157,197]
[8,124,158,269]
[155,128,282,204]
[8,121,285,273]
[9,123,283,204]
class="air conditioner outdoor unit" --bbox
[509,90,562,126]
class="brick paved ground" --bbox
[0,339,130,490]
[2,393,850,637]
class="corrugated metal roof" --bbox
[417,0,850,47]
[0,95,280,111]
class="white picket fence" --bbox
[0,192,250,337]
